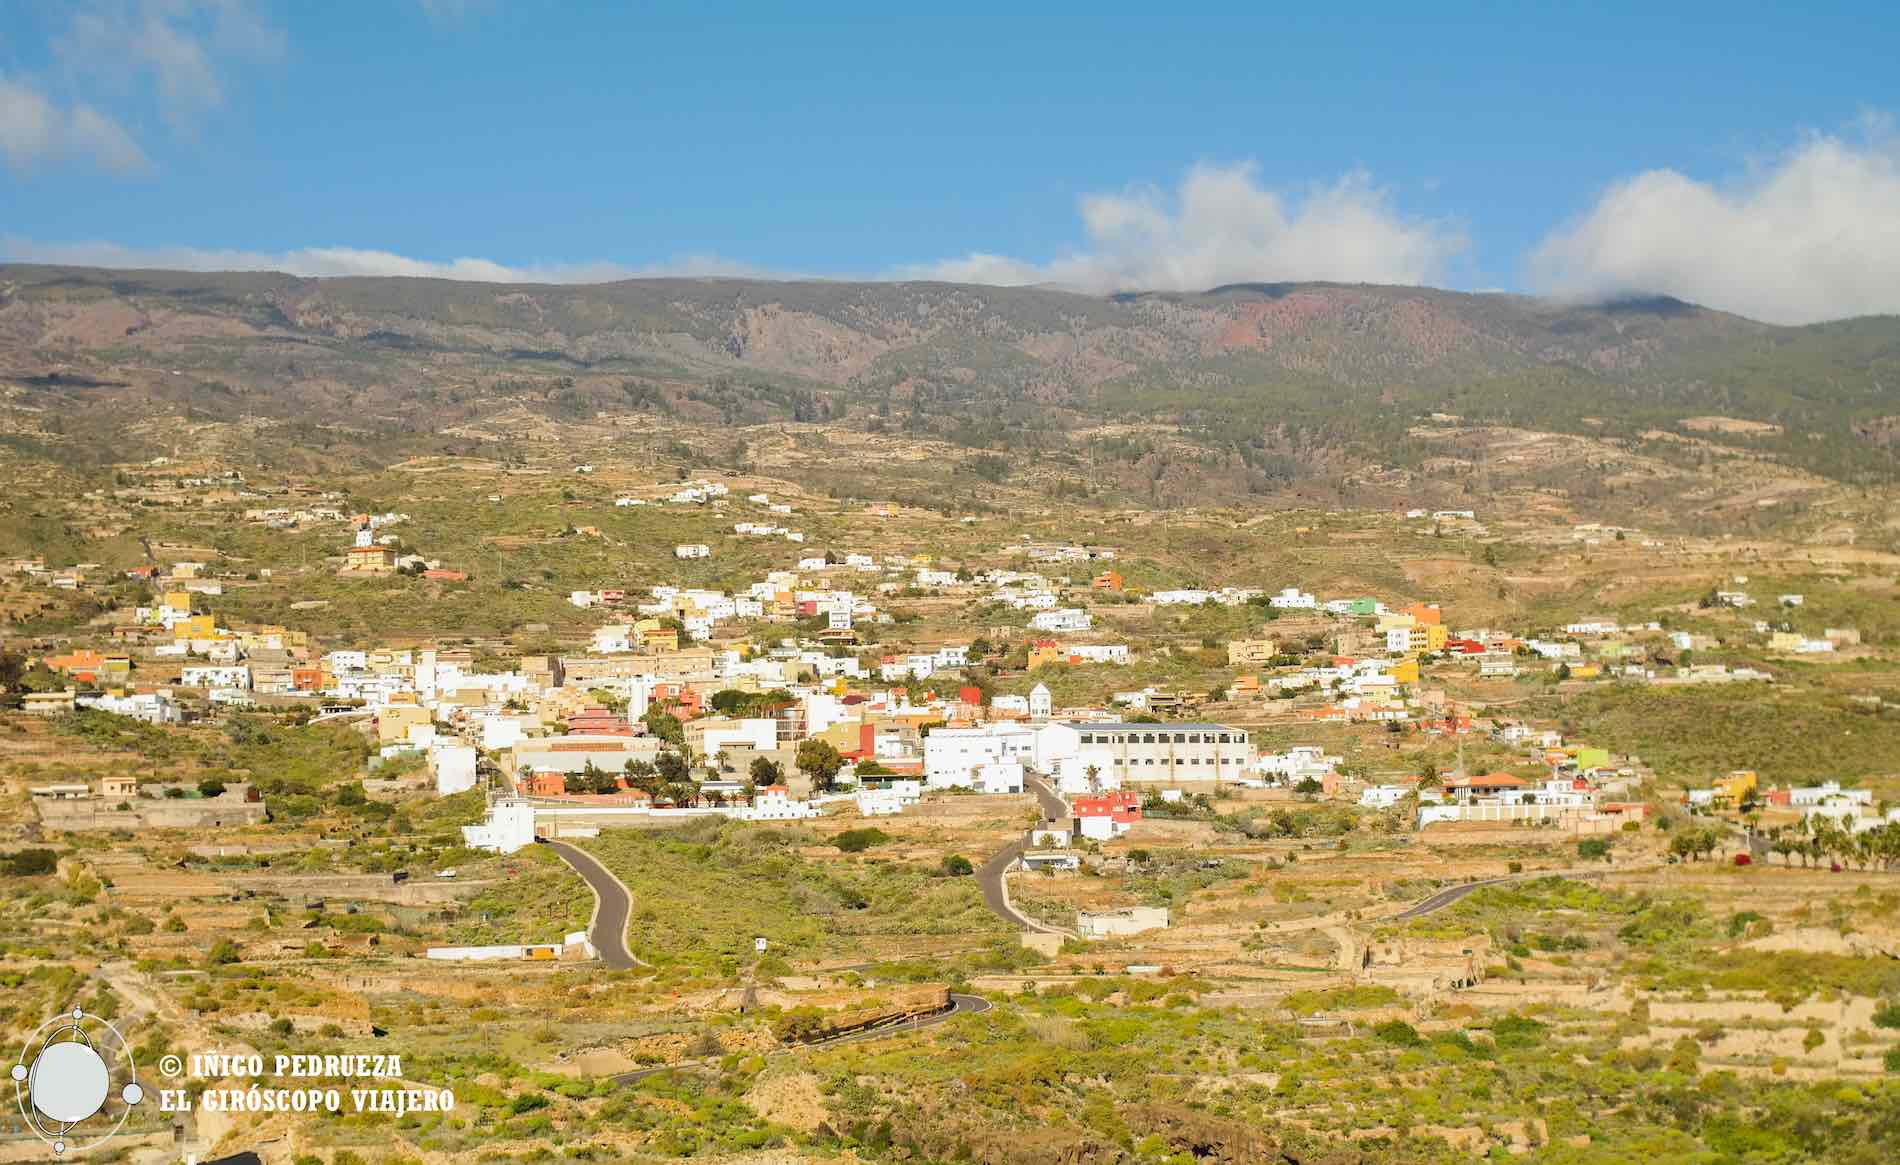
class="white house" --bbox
[182,665,251,689]
[432,745,479,795]
[1789,782,1872,808]
[674,544,712,559]
[590,624,633,653]
[746,785,819,821]
[991,694,1030,717]
[976,761,1025,794]
[699,717,779,756]
[463,798,537,854]
[1269,587,1317,609]
[924,725,1036,787]
[1068,644,1130,665]
[1029,608,1091,633]
[1029,682,1053,722]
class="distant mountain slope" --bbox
[0,263,1894,483]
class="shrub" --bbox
[1576,838,1611,861]
[1491,1014,1547,1050]
[940,853,974,876]
[1872,1002,1900,1029]
[833,828,892,853]
[1372,1020,1421,1047]
[205,939,241,966]
[0,849,58,877]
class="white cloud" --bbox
[57,0,285,131]
[897,162,1466,292]
[1,2,283,173]
[1530,123,1900,325]
[0,238,778,283]
[0,75,150,173]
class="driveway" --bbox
[547,841,640,969]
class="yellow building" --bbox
[1389,658,1420,684]
[1028,643,1070,670]
[172,613,216,640]
[1714,770,1759,804]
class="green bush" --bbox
[834,828,892,853]
[1491,1013,1547,1050]
[0,849,58,877]
[1372,1020,1421,1047]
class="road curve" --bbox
[547,841,639,969]
[612,993,993,1085]
[973,774,1075,934]
[1025,775,1069,821]
[977,840,1042,930]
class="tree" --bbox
[655,751,690,785]
[197,778,227,798]
[624,759,659,793]
[1294,776,1323,798]
[796,739,845,792]
[564,771,593,795]
[642,707,684,746]
[1577,837,1612,862]
[940,853,974,877]
[749,756,783,785]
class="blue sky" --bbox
[2,2,1897,323]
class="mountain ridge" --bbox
[0,263,1894,488]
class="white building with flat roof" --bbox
[463,798,536,853]
[432,744,478,795]
[924,724,1037,788]
[1037,721,1254,785]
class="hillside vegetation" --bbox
[3,265,1897,496]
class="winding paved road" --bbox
[976,840,1038,929]
[973,774,1075,934]
[1026,775,1070,821]
[547,841,640,969]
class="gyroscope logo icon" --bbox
[11,1008,144,1156]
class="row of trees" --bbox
[543,751,791,805]
[1761,817,1900,870]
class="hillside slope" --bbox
[0,264,1895,486]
